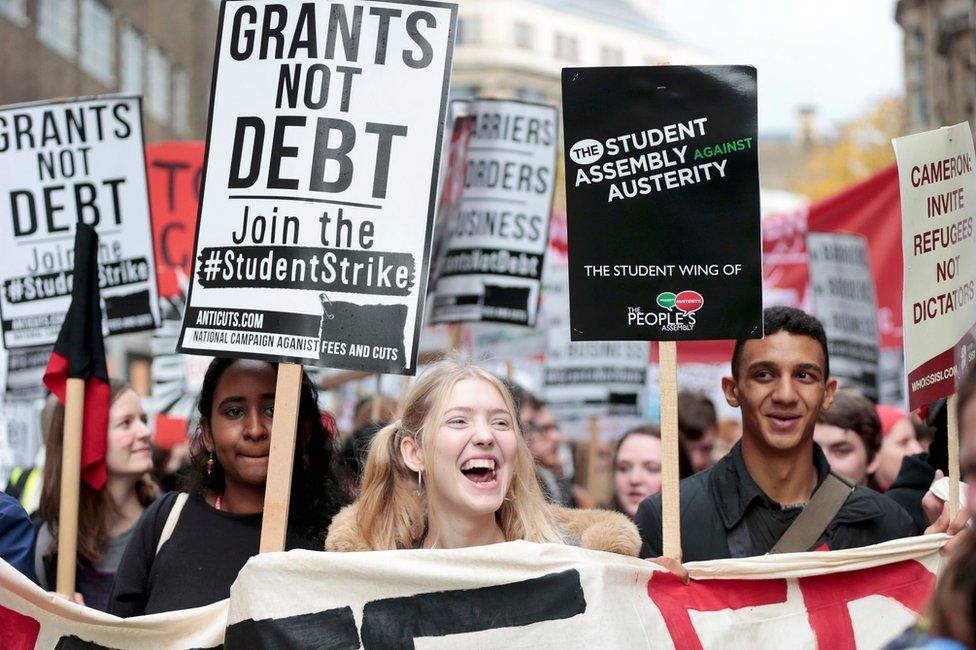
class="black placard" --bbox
[561,65,762,341]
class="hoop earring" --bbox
[206,452,215,476]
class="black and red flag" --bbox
[43,223,110,490]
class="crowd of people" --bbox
[0,305,974,646]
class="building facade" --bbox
[450,0,708,106]
[0,0,217,142]
[896,0,975,135]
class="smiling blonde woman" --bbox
[325,358,640,555]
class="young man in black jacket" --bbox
[636,306,915,561]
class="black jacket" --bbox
[885,452,936,535]
[635,441,916,561]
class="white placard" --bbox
[0,96,159,348]
[807,232,880,400]
[893,123,976,410]
[430,99,557,326]
[178,0,457,375]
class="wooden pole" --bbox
[399,375,411,409]
[449,323,462,351]
[948,393,960,519]
[259,363,304,554]
[504,361,514,380]
[56,378,85,597]
[371,375,382,423]
[658,341,681,560]
[586,416,600,490]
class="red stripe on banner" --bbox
[647,572,789,650]
[797,559,935,649]
[43,352,110,490]
[0,605,40,650]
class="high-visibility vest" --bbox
[4,466,42,515]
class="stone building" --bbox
[450,0,708,105]
[0,0,217,142]
[895,0,975,135]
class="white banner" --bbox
[0,96,160,349]
[429,99,558,326]
[178,0,457,375]
[0,535,946,649]
[893,123,976,409]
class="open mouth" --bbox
[460,457,499,489]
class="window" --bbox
[172,68,190,135]
[457,17,481,45]
[514,21,532,50]
[80,0,114,85]
[449,85,479,102]
[600,46,623,66]
[0,0,28,26]
[147,45,170,122]
[911,93,930,128]
[120,25,144,94]
[38,0,77,59]
[554,33,578,62]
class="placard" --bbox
[561,66,762,341]
[178,0,457,375]
[807,232,880,401]
[429,99,557,325]
[147,141,204,299]
[893,123,976,410]
[0,95,160,348]
[542,263,648,429]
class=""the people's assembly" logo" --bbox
[628,290,703,332]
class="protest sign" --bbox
[561,65,762,342]
[807,232,881,401]
[542,263,648,433]
[1,535,943,648]
[0,96,159,349]
[430,99,558,326]
[428,114,475,296]
[893,123,976,411]
[178,0,457,375]
[146,141,204,299]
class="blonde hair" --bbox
[355,357,563,549]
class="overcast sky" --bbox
[656,0,904,135]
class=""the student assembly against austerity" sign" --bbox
[178,0,456,374]
[893,122,976,410]
[429,99,557,326]
[561,66,762,342]
[0,96,159,349]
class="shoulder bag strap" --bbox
[768,472,855,555]
[155,492,189,556]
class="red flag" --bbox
[43,223,111,490]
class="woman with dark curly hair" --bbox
[107,358,347,616]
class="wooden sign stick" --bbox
[55,377,85,597]
[371,375,383,423]
[399,375,411,409]
[658,341,681,560]
[586,416,600,491]
[259,362,304,554]
[947,393,960,519]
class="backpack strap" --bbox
[155,492,189,556]
[768,472,855,555]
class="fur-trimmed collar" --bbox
[324,502,641,556]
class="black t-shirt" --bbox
[108,492,312,617]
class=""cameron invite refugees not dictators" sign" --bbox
[561,66,762,342]
[0,95,160,349]
[893,122,976,410]
[178,0,457,374]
